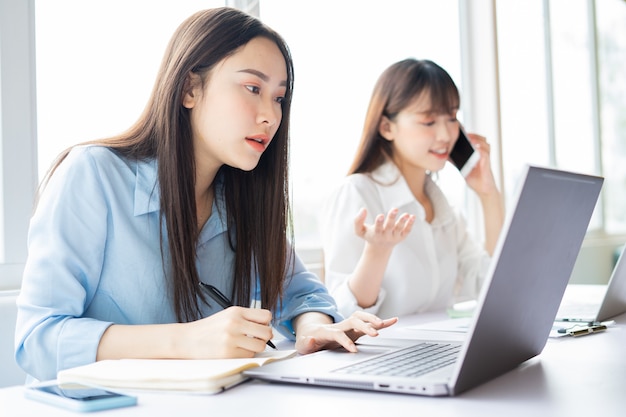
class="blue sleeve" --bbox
[15,147,113,382]
[270,252,344,340]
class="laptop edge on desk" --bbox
[555,244,626,323]
[245,165,603,396]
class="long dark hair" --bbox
[38,7,295,322]
[348,59,460,175]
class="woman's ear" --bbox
[378,115,394,141]
[182,72,202,109]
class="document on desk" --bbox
[57,350,296,394]
[403,317,472,333]
[550,321,614,338]
[400,302,476,334]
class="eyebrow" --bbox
[238,68,287,87]
[414,107,459,116]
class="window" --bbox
[497,0,626,237]
[34,0,465,252]
[35,0,226,178]
[0,0,37,288]
[2,1,624,289]
[259,0,464,248]
[595,0,626,234]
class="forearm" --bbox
[348,243,393,308]
[480,190,505,255]
[97,323,185,360]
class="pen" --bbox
[558,318,597,324]
[200,282,277,350]
[565,324,607,337]
[556,320,600,333]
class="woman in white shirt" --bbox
[321,59,504,318]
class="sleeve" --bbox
[319,179,386,317]
[271,253,344,339]
[452,208,492,302]
[15,148,114,382]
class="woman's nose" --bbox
[435,122,455,144]
[257,99,280,128]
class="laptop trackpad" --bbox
[249,345,395,378]
[304,345,394,367]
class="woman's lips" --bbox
[245,135,269,152]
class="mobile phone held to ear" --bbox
[24,381,137,412]
[449,127,480,177]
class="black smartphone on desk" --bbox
[449,127,480,177]
[24,381,137,412]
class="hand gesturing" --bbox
[353,207,415,249]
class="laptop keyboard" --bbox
[333,342,461,378]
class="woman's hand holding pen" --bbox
[182,307,274,359]
[293,311,398,355]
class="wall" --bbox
[569,238,625,284]
[0,290,26,387]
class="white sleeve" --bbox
[331,278,387,317]
[319,178,385,316]
[453,208,491,301]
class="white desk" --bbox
[2,289,624,417]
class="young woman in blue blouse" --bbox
[15,7,395,382]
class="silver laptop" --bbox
[245,165,603,396]
[555,244,626,323]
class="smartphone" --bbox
[449,127,480,177]
[24,381,137,412]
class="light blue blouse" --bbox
[15,145,341,382]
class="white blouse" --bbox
[320,161,491,319]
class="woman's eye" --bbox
[245,85,260,94]
[275,96,285,104]
[421,121,435,127]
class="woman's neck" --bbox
[394,160,427,200]
[194,158,220,230]
[196,185,214,229]
[394,161,434,223]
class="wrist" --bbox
[292,312,333,336]
[478,188,502,205]
[162,322,187,358]
[363,241,394,260]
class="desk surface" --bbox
[2,286,624,417]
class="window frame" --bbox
[0,0,37,288]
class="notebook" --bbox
[555,244,626,323]
[245,165,603,396]
[57,350,296,394]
